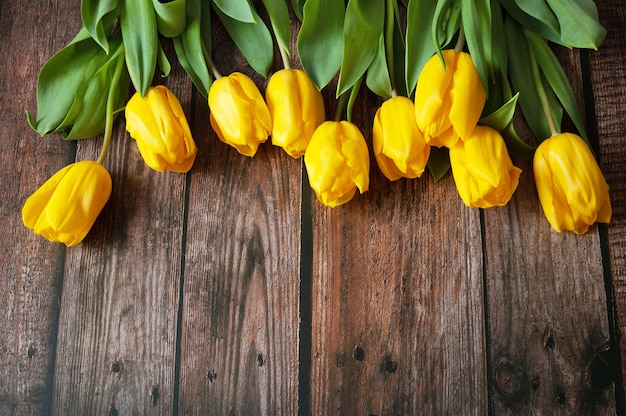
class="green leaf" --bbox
[432,0,461,59]
[81,0,119,52]
[545,0,606,49]
[291,0,305,21]
[427,146,451,182]
[297,0,345,89]
[174,0,213,97]
[27,29,130,140]
[211,0,255,23]
[260,0,291,57]
[157,42,172,77]
[513,0,560,33]
[152,0,187,37]
[213,4,273,77]
[365,35,392,98]
[461,0,492,92]
[405,0,438,94]
[121,0,158,96]
[480,92,535,157]
[504,16,553,141]
[498,0,562,44]
[336,0,385,97]
[525,29,589,143]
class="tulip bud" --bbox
[22,161,112,247]
[449,125,522,208]
[125,85,198,173]
[208,72,272,157]
[533,133,611,234]
[414,50,486,148]
[304,121,370,207]
[373,96,430,181]
[265,69,326,158]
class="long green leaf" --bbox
[480,92,535,157]
[336,0,385,97]
[260,0,291,57]
[366,35,392,98]
[526,29,589,143]
[81,0,119,52]
[121,0,158,96]
[152,0,187,37]
[291,0,305,21]
[545,0,606,49]
[405,0,437,94]
[461,0,492,92]
[174,0,213,97]
[211,0,255,23]
[213,4,273,77]
[498,0,561,44]
[297,0,345,89]
[513,0,559,33]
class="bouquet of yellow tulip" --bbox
[23,0,612,247]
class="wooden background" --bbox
[1,1,625,415]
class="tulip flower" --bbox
[125,85,197,173]
[533,133,611,234]
[265,69,326,158]
[449,125,522,208]
[373,96,430,181]
[22,161,112,247]
[414,50,486,148]
[208,72,272,157]
[304,121,370,207]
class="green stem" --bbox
[454,23,466,53]
[530,51,559,137]
[97,50,126,165]
[385,0,396,96]
[279,45,291,70]
[334,92,349,122]
[204,46,222,79]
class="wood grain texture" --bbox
[484,45,615,415]
[309,90,488,415]
[50,50,192,414]
[0,2,79,414]
[176,31,302,416]
[588,0,626,401]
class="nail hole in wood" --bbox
[543,329,555,350]
[353,345,365,361]
[108,399,118,416]
[530,376,540,391]
[27,344,36,359]
[149,384,159,406]
[207,369,217,383]
[383,357,397,373]
[257,353,265,367]
[585,344,614,392]
[110,360,123,376]
[555,389,566,405]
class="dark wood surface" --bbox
[1,1,624,415]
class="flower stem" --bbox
[97,50,126,165]
[334,92,349,122]
[455,23,466,53]
[279,45,291,70]
[385,0,396,96]
[530,51,559,137]
[204,47,222,79]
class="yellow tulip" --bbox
[208,72,272,157]
[304,121,370,207]
[22,161,112,247]
[373,96,430,181]
[449,125,522,208]
[414,50,486,148]
[533,133,611,234]
[265,69,326,158]
[125,85,197,173]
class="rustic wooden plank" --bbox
[49,47,191,415]
[309,88,488,415]
[483,46,615,413]
[588,1,626,402]
[176,31,302,416]
[0,1,79,414]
